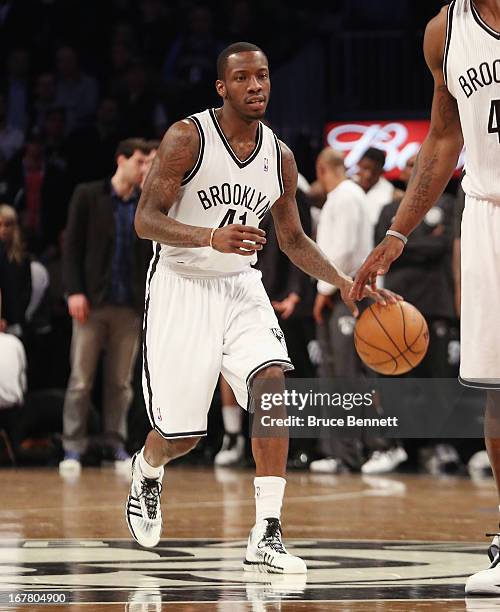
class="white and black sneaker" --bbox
[126,452,163,548]
[465,533,500,595]
[243,518,307,574]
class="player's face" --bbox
[357,158,383,192]
[218,51,270,120]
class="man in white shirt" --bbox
[313,147,372,332]
[0,282,26,409]
[311,148,404,474]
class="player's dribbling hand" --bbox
[349,236,405,301]
[68,293,90,324]
[337,273,402,318]
[211,224,266,256]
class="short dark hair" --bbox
[145,139,161,153]
[360,147,386,169]
[115,138,149,160]
[216,42,267,80]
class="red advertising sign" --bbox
[325,120,465,179]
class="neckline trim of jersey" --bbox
[471,1,500,40]
[209,108,263,169]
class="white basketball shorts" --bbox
[460,195,500,388]
[142,257,293,438]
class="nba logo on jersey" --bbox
[264,157,269,172]
[271,328,287,353]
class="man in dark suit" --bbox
[60,138,150,473]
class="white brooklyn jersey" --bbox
[444,0,500,201]
[157,108,284,275]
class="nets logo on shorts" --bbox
[271,328,287,353]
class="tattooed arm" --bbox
[272,142,396,316]
[135,120,266,254]
[351,6,463,299]
[135,120,210,246]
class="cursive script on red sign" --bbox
[325,120,465,179]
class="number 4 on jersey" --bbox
[488,100,500,143]
[218,210,248,228]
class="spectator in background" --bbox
[356,147,402,229]
[0,1,30,58]
[0,326,26,407]
[163,5,223,118]
[0,204,30,336]
[107,42,134,94]
[32,73,58,132]
[115,58,167,139]
[375,154,457,474]
[39,107,71,175]
[225,1,258,44]
[0,239,27,461]
[0,151,12,202]
[0,201,50,341]
[3,47,31,133]
[310,148,407,474]
[55,46,98,131]
[112,21,137,49]
[313,148,372,349]
[311,147,371,474]
[0,228,14,328]
[0,92,24,161]
[59,138,150,474]
[68,97,123,184]
[375,156,455,378]
[8,136,71,255]
[138,0,175,68]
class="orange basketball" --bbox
[354,301,429,375]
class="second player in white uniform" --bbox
[352,0,500,595]
[445,0,500,386]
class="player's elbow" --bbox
[428,127,464,156]
[134,209,148,239]
[278,228,305,256]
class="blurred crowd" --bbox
[0,0,488,480]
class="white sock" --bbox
[254,476,286,523]
[222,405,242,435]
[138,448,164,480]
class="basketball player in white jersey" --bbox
[351,0,500,595]
[125,42,396,573]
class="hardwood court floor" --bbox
[0,465,498,611]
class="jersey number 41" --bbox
[488,100,500,143]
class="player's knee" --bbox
[251,365,284,398]
[164,435,201,461]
